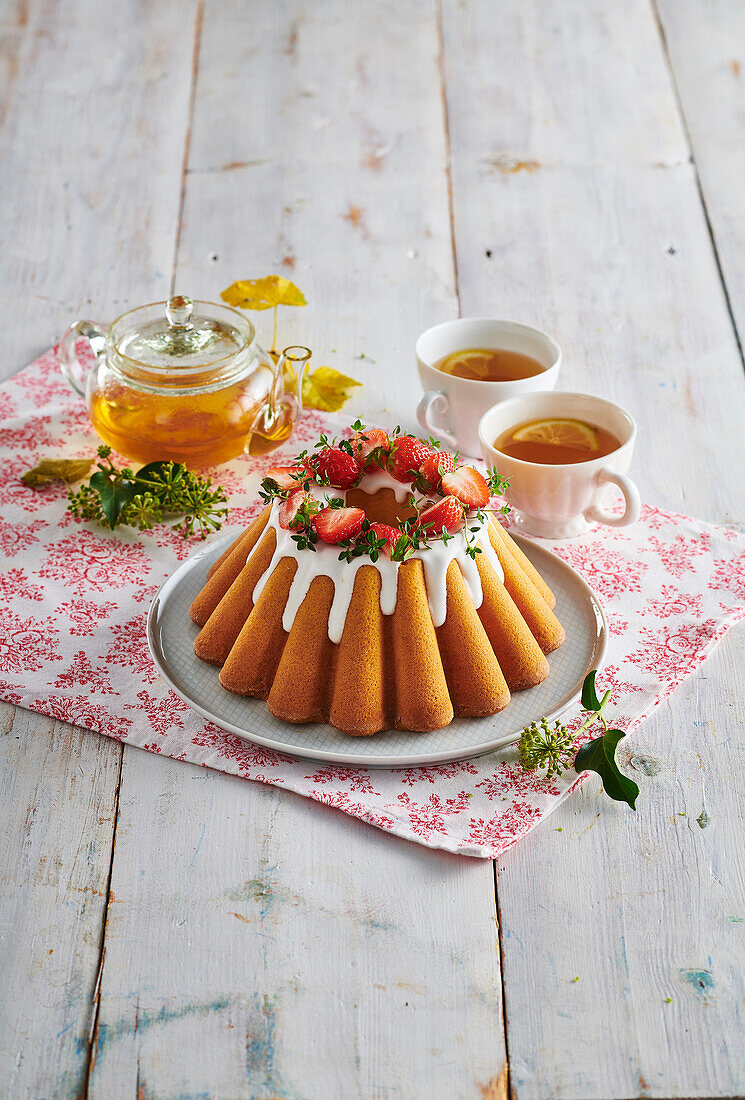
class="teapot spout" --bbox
[275,345,312,420]
[245,344,312,456]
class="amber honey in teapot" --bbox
[60,295,311,466]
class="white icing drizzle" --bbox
[249,484,505,644]
[352,466,414,503]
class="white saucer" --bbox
[147,532,607,767]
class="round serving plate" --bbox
[147,532,607,768]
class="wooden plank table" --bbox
[1,1,743,1096]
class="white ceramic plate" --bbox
[147,533,607,767]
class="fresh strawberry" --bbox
[368,521,403,556]
[308,446,362,489]
[313,505,365,544]
[441,466,490,509]
[416,495,464,535]
[278,491,314,530]
[352,426,390,467]
[388,435,432,482]
[419,449,455,491]
[264,465,308,492]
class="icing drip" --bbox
[355,466,415,503]
[249,485,505,644]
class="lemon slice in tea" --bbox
[448,350,495,379]
[512,418,599,452]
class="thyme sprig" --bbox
[65,446,228,539]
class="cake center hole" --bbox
[346,487,420,527]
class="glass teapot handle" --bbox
[59,319,109,397]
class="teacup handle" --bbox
[59,319,109,397]
[585,469,641,528]
[416,390,458,449]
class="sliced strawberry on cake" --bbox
[351,426,390,468]
[416,495,464,534]
[263,465,309,492]
[278,491,318,530]
[313,505,366,544]
[367,521,404,556]
[440,466,490,509]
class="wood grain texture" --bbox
[88,750,504,1099]
[175,0,455,424]
[0,704,121,1099]
[656,0,745,359]
[86,2,506,1097]
[2,0,745,1095]
[0,0,198,380]
[0,0,199,1095]
[441,0,745,1095]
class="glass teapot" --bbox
[60,295,311,467]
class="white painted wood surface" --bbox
[656,0,745,355]
[0,705,121,1099]
[1,0,744,1097]
[0,1,197,1096]
[441,0,745,1096]
[87,4,505,1097]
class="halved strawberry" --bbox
[441,466,490,509]
[419,449,455,491]
[416,495,464,535]
[264,465,308,492]
[279,491,315,530]
[388,435,432,483]
[308,446,362,489]
[368,521,403,556]
[352,426,390,467]
[313,505,365,544]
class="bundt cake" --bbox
[189,424,565,736]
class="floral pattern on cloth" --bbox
[0,348,744,858]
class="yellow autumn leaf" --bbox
[21,456,94,488]
[221,276,307,311]
[302,366,362,412]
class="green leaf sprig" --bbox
[66,445,228,539]
[518,670,640,809]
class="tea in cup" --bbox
[416,318,561,456]
[478,392,641,539]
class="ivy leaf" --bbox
[89,470,137,530]
[221,275,307,311]
[581,670,602,712]
[574,729,639,809]
[21,457,94,488]
[134,460,184,486]
[302,365,362,412]
[134,460,171,480]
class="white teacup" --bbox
[416,318,561,456]
[478,391,641,539]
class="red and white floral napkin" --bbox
[1,348,744,858]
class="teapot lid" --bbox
[111,296,256,372]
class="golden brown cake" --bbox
[189,425,564,736]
